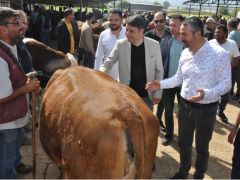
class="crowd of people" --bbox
[0,4,240,179]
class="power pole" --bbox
[189,2,192,16]
[20,0,23,10]
[216,0,220,16]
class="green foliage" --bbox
[153,1,161,5]
[219,6,229,15]
[116,0,129,9]
[163,1,170,9]
[168,9,215,17]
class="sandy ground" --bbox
[18,96,239,179]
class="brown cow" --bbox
[39,66,159,179]
[23,38,78,87]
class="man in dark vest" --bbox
[0,7,40,178]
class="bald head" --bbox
[154,11,165,21]
[17,10,28,39]
[153,11,166,32]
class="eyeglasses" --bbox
[0,21,20,26]
[21,21,28,26]
[154,19,165,24]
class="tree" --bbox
[116,0,129,9]
[219,6,229,15]
[153,1,161,5]
[163,1,170,9]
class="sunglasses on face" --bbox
[154,19,164,24]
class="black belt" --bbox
[181,98,218,108]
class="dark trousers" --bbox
[232,130,240,179]
[141,96,153,111]
[83,49,94,69]
[178,98,218,177]
[232,66,240,95]
[156,87,181,138]
[218,91,230,113]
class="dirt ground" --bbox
[18,96,240,179]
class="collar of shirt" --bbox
[107,25,126,39]
[184,39,207,58]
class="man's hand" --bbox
[152,98,160,105]
[187,89,205,102]
[145,80,161,91]
[25,78,40,93]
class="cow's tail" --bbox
[120,99,153,179]
[122,128,137,179]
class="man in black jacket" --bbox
[57,8,79,54]
[157,14,184,146]
[145,11,171,132]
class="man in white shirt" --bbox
[146,16,231,179]
[0,7,40,178]
[210,24,240,124]
[94,9,126,80]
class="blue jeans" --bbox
[0,127,25,179]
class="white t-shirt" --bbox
[94,27,126,80]
[209,38,240,61]
[0,40,29,130]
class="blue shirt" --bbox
[228,30,240,49]
[168,38,183,78]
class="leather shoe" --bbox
[194,173,204,179]
[16,162,33,174]
[217,111,228,124]
[162,137,173,146]
[171,172,187,179]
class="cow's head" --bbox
[23,38,77,87]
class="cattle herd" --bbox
[25,39,159,178]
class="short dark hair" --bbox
[170,14,185,22]
[227,17,239,28]
[182,16,204,36]
[216,24,228,34]
[86,12,95,20]
[126,15,145,29]
[109,9,122,18]
[64,8,74,18]
[0,7,19,24]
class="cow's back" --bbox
[39,66,159,178]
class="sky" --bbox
[129,0,185,7]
